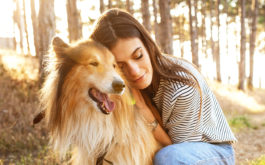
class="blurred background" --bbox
[0,0,264,164]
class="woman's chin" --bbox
[130,81,151,90]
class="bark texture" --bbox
[238,0,246,90]
[66,0,82,42]
[158,0,173,54]
[141,0,151,32]
[38,0,56,86]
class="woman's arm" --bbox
[152,122,172,146]
[131,89,172,146]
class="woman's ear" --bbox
[52,36,69,56]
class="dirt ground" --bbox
[0,50,265,164]
[233,128,265,164]
[209,80,265,164]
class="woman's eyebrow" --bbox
[131,47,141,56]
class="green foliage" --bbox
[229,116,256,131]
[258,15,265,24]
[9,145,60,165]
[248,155,265,165]
[0,131,69,164]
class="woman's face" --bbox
[110,37,153,90]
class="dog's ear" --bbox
[52,37,69,56]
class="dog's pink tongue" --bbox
[90,88,115,112]
[102,95,115,112]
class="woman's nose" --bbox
[126,62,140,77]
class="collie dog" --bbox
[40,37,160,165]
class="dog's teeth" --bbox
[101,104,106,110]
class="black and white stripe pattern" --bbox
[152,59,237,144]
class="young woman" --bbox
[90,9,237,165]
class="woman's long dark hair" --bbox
[90,9,202,119]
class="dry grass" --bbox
[0,50,64,164]
[0,49,265,164]
[207,80,265,164]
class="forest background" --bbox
[0,0,265,164]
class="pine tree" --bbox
[38,0,56,86]
[248,0,258,90]
[188,0,199,67]
[158,0,173,54]
[66,0,83,42]
[30,0,39,57]
[141,0,151,32]
[238,0,246,90]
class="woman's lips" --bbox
[132,73,145,83]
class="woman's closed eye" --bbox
[135,53,143,60]
[134,49,143,60]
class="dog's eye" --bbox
[89,62,99,67]
[113,64,116,68]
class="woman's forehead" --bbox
[111,37,144,61]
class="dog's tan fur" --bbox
[40,37,160,165]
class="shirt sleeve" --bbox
[162,80,203,143]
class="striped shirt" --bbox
[152,58,237,144]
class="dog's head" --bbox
[50,37,125,115]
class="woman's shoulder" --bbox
[163,55,200,75]
[154,76,194,101]
[160,77,191,90]
[167,56,208,88]
[155,55,208,99]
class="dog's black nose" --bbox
[112,80,125,93]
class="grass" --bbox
[0,53,51,164]
[248,155,265,165]
[0,52,71,164]
[1,145,57,165]
[228,115,258,132]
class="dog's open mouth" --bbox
[88,88,115,114]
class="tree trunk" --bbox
[216,0,221,82]
[12,27,17,51]
[12,2,17,51]
[224,0,229,57]
[152,0,159,45]
[67,0,82,43]
[30,0,39,57]
[188,0,199,67]
[158,0,173,54]
[238,0,246,90]
[38,0,56,86]
[126,0,133,14]
[209,0,215,63]
[108,0,112,9]
[100,0,105,13]
[194,0,199,67]
[23,0,30,54]
[201,0,207,57]
[248,0,258,90]
[15,0,24,54]
[178,16,184,58]
[141,0,151,32]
